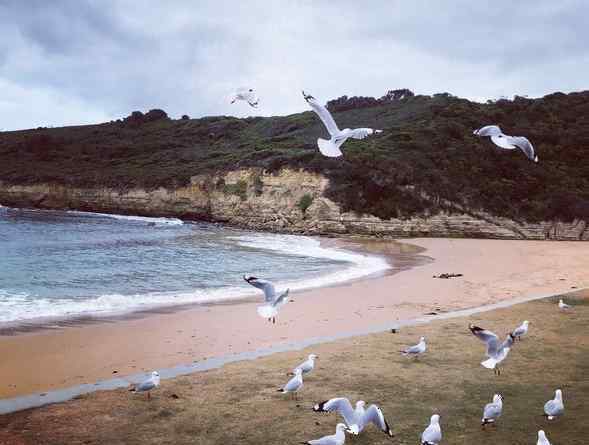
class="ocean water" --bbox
[0,206,389,324]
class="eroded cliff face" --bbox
[0,169,587,240]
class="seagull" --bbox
[543,389,564,420]
[230,87,259,108]
[129,371,160,400]
[278,368,303,399]
[313,398,393,436]
[469,324,515,375]
[512,320,530,340]
[421,414,442,445]
[290,354,318,376]
[301,423,348,445]
[473,125,538,162]
[302,91,382,157]
[244,275,290,323]
[558,298,572,310]
[400,336,426,357]
[537,430,551,445]
[481,394,503,428]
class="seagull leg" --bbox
[272,317,276,324]
[147,391,151,401]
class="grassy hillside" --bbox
[1,90,588,222]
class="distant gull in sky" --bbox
[313,397,394,436]
[473,125,538,162]
[244,275,290,324]
[400,336,427,357]
[558,298,572,310]
[543,389,564,420]
[481,393,503,428]
[537,430,552,445]
[421,414,442,445]
[291,354,318,376]
[129,371,160,400]
[469,324,515,374]
[230,87,259,108]
[303,91,382,157]
[512,320,530,340]
[278,368,303,399]
[302,423,348,445]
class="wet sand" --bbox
[0,238,587,399]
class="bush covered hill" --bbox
[1,89,588,223]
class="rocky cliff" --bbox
[1,169,586,240]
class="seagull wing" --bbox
[483,402,501,420]
[349,128,382,140]
[303,91,340,136]
[421,424,441,444]
[244,276,276,302]
[491,135,517,149]
[271,289,290,307]
[469,325,500,357]
[510,136,538,162]
[544,399,562,416]
[474,125,503,137]
[363,405,394,436]
[313,398,357,427]
[283,374,301,392]
[136,379,156,392]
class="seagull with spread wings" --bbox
[473,125,538,162]
[244,275,290,324]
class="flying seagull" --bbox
[244,275,290,323]
[543,389,564,420]
[558,298,572,310]
[278,368,303,399]
[290,354,318,376]
[230,87,259,108]
[473,125,538,162]
[421,414,442,445]
[469,324,515,375]
[512,320,529,340]
[303,91,382,157]
[129,371,160,400]
[301,423,348,445]
[400,336,427,357]
[481,394,503,428]
[313,398,393,436]
[537,430,551,445]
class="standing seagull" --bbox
[400,336,427,358]
[481,394,503,428]
[543,389,564,420]
[469,324,515,375]
[301,423,348,445]
[421,414,442,445]
[291,354,318,376]
[313,397,393,436]
[558,298,573,310]
[129,371,160,400]
[244,275,290,323]
[303,91,382,157]
[512,320,530,340]
[537,430,551,445]
[473,125,538,162]
[230,87,259,108]
[278,368,303,399]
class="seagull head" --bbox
[308,354,318,361]
[336,423,348,433]
[430,414,440,425]
[294,368,303,376]
[355,400,366,409]
[302,90,314,101]
[555,389,562,399]
[523,320,529,325]
[538,430,547,439]
[493,394,503,403]
[420,336,426,342]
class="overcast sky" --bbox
[1,0,588,130]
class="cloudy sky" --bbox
[1,0,588,130]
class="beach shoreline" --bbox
[0,237,587,401]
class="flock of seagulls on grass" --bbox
[229,87,539,162]
[130,296,576,444]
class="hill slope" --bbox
[1,90,588,223]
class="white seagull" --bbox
[313,397,393,436]
[302,423,348,445]
[473,125,538,162]
[278,368,303,399]
[291,354,318,376]
[244,275,290,323]
[481,394,503,428]
[558,298,572,310]
[512,320,530,340]
[421,414,442,445]
[469,324,515,375]
[230,87,259,108]
[302,91,382,157]
[537,430,551,445]
[400,336,427,357]
[543,389,564,420]
[129,371,160,400]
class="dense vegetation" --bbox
[1,90,588,222]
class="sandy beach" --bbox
[0,238,588,399]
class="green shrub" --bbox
[297,193,314,213]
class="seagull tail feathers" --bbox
[257,305,277,319]
[317,138,343,158]
[481,357,497,369]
